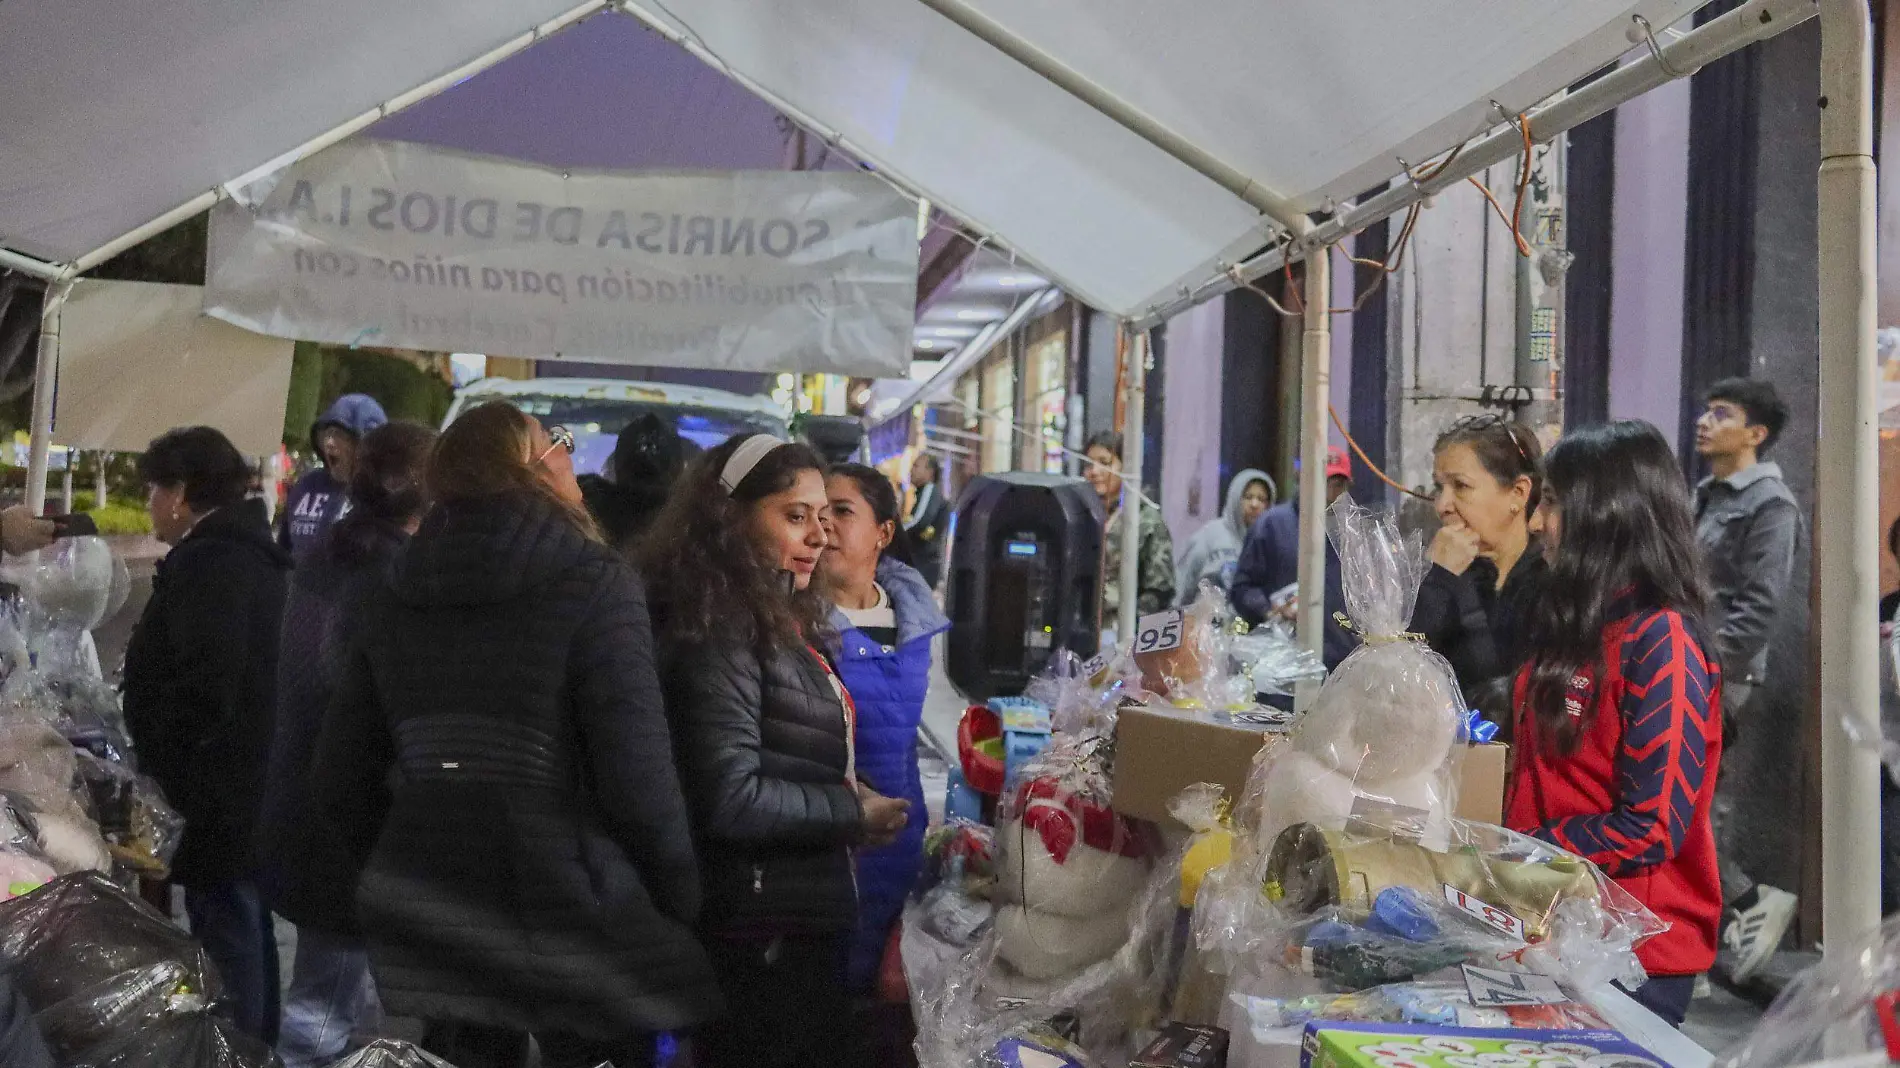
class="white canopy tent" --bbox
[0,0,1882,952]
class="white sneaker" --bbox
[1723,885,1798,983]
[1693,974,1713,999]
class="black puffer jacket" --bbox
[257,525,402,934]
[122,499,289,889]
[660,638,864,937]
[309,493,720,1037]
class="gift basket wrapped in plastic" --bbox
[1186,503,1667,1042]
[0,540,179,890]
[1716,912,1900,1068]
[0,872,275,1068]
[907,654,1185,1068]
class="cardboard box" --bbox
[1110,704,1510,830]
[1300,1022,1665,1067]
[1453,743,1509,825]
[1110,704,1291,826]
[1131,1023,1229,1068]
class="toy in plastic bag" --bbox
[1233,975,1610,1036]
[74,754,183,878]
[1024,649,1140,738]
[1258,501,1466,852]
[1231,619,1327,698]
[17,537,123,637]
[1715,911,1900,1068]
[1149,586,1256,713]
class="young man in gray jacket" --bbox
[1693,377,1801,985]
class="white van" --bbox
[442,377,790,477]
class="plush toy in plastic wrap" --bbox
[1258,501,1465,853]
[1230,619,1327,699]
[0,872,272,1068]
[1140,586,1261,713]
[1715,911,1900,1068]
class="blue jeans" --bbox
[1617,975,1696,1029]
[278,928,378,1068]
[184,881,281,1045]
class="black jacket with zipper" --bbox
[307,492,720,1037]
[121,498,289,889]
[658,635,864,938]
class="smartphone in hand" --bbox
[48,514,98,538]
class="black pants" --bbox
[1616,975,1696,1029]
[421,1020,651,1068]
[699,934,867,1068]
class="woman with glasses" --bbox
[1505,420,1723,1027]
[640,435,908,1068]
[1412,415,1548,729]
[308,402,718,1068]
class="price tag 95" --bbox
[1133,609,1185,655]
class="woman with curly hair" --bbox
[640,434,908,1068]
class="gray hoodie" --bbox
[1174,468,1274,607]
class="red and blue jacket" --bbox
[1505,606,1724,977]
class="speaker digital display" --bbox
[944,472,1105,701]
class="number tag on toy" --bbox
[1078,652,1110,680]
[1461,964,1566,1007]
[1443,885,1528,943]
[1133,610,1185,655]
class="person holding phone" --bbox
[640,435,907,1068]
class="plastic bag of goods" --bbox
[327,1040,456,1068]
[912,740,1180,1068]
[1025,648,1140,738]
[1251,817,1665,993]
[67,1007,276,1068]
[1232,974,1611,1037]
[1142,585,1257,713]
[1230,619,1327,698]
[1715,910,1900,1068]
[0,872,244,1063]
[74,753,183,878]
[12,537,127,638]
[1256,500,1466,853]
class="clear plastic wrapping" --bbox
[1258,501,1466,853]
[1231,620,1327,698]
[1231,975,1610,1036]
[1715,912,1900,1068]
[1151,587,1256,713]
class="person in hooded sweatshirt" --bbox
[281,393,389,559]
[1174,468,1275,606]
[260,421,436,1068]
[123,427,291,1043]
[308,403,719,1068]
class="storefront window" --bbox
[981,355,1015,473]
[1025,330,1069,473]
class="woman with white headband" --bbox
[640,433,909,1068]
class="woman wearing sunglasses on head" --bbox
[308,402,718,1068]
[1410,415,1549,732]
[639,435,908,1068]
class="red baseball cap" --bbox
[1325,445,1352,482]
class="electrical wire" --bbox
[934,394,1162,512]
[1465,113,1536,258]
[1329,404,1432,502]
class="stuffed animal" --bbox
[992,779,1149,983]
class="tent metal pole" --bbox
[50,1,609,276]
[1296,256,1331,659]
[1117,325,1148,645]
[0,247,66,283]
[25,282,71,516]
[1815,0,1881,955]
[1129,0,1817,332]
[910,0,1307,232]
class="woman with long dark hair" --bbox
[262,421,435,1068]
[309,402,718,1068]
[816,464,946,1002]
[1505,420,1723,1028]
[1412,415,1547,726]
[640,436,908,1068]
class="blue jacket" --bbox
[828,557,949,990]
[1230,498,1354,669]
[281,394,388,559]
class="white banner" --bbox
[205,139,919,376]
